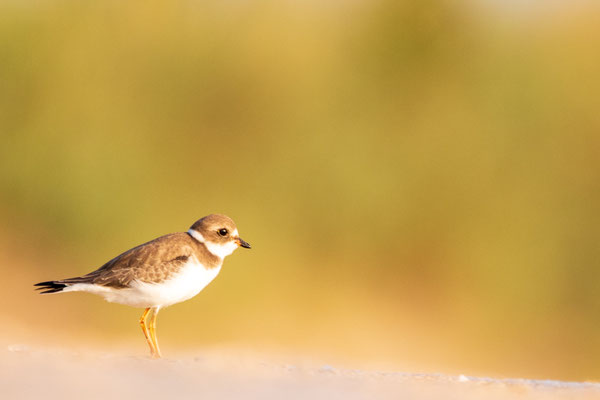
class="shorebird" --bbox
[34,214,250,358]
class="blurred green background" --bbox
[1,0,599,381]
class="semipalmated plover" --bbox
[34,214,250,358]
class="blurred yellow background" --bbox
[1,0,599,381]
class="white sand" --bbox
[1,345,599,400]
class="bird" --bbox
[34,214,251,358]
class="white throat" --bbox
[188,229,238,259]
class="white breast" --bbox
[67,258,222,309]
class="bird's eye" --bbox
[218,228,228,236]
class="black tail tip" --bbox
[34,281,66,294]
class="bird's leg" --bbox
[139,307,157,357]
[148,306,162,358]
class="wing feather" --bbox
[60,233,195,288]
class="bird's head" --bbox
[188,214,251,258]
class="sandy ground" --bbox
[1,344,599,400]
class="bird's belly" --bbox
[101,261,221,308]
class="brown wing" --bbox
[60,233,195,288]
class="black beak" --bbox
[236,237,251,249]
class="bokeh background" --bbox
[1,0,599,382]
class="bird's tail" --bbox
[34,274,97,294]
[34,280,68,294]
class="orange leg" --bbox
[139,307,157,357]
[148,307,162,358]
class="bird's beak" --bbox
[236,237,251,249]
